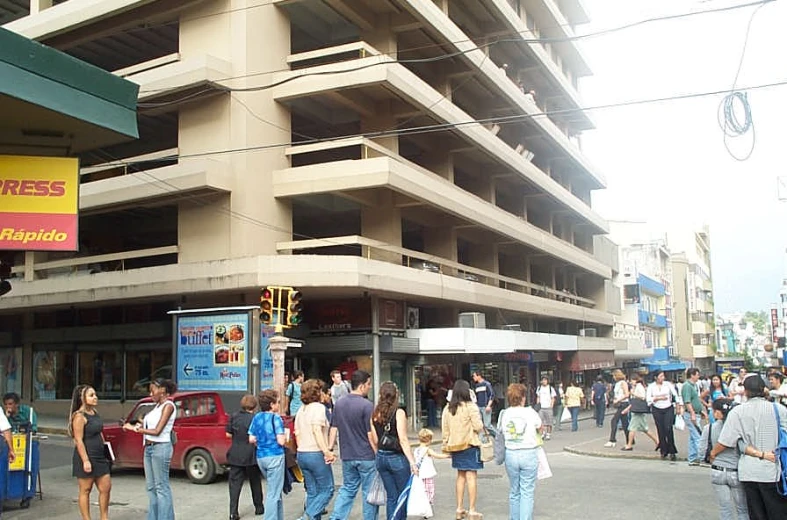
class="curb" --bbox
[563,445,687,462]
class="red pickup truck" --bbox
[103,391,231,484]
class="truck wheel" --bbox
[185,448,216,484]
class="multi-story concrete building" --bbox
[670,226,715,373]
[609,222,684,376]
[0,0,621,421]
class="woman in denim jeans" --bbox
[248,389,286,520]
[702,399,749,520]
[369,381,417,520]
[295,379,335,520]
[123,378,177,520]
[497,383,542,520]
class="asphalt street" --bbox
[1,421,715,520]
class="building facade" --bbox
[0,0,621,421]
[670,227,715,373]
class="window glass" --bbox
[126,348,172,400]
[33,350,76,400]
[0,348,22,396]
[78,351,122,400]
[177,395,216,418]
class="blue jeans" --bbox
[426,399,437,427]
[376,450,410,520]
[297,451,335,520]
[478,405,492,428]
[711,468,749,520]
[684,412,702,463]
[257,454,285,520]
[505,448,538,520]
[144,442,174,520]
[330,459,379,520]
[594,400,606,427]
[568,406,580,432]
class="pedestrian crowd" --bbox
[41,365,786,520]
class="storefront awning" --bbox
[567,350,615,371]
[0,27,139,154]
[642,361,687,373]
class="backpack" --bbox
[773,403,787,496]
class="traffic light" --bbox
[287,289,303,327]
[260,287,273,324]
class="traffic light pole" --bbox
[371,295,381,403]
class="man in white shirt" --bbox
[329,370,351,405]
[536,377,556,440]
[729,368,748,404]
[0,411,15,465]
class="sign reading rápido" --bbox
[0,155,79,251]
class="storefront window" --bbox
[33,349,76,400]
[125,345,172,400]
[0,348,22,396]
[78,349,122,400]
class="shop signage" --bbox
[771,307,780,343]
[175,312,249,391]
[503,352,532,362]
[260,324,276,390]
[307,298,405,333]
[568,351,615,371]
[0,155,79,251]
[715,360,744,375]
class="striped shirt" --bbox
[717,397,787,482]
[700,421,737,469]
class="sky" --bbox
[577,0,787,314]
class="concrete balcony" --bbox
[693,345,713,359]
[271,54,607,233]
[638,309,667,328]
[273,142,610,278]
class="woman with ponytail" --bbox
[69,384,112,520]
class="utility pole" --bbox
[372,295,381,402]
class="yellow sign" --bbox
[0,155,79,251]
[9,433,26,470]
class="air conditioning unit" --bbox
[458,312,486,329]
[406,307,420,329]
[579,328,597,337]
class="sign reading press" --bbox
[0,155,79,251]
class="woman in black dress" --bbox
[69,384,111,520]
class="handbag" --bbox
[560,407,571,423]
[536,447,552,480]
[406,475,434,518]
[378,411,401,452]
[674,414,686,431]
[479,428,494,463]
[703,423,713,464]
[629,397,651,414]
[366,472,387,506]
[493,412,507,465]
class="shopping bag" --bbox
[391,475,414,520]
[674,414,686,431]
[560,407,571,423]
[536,447,552,480]
[479,428,494,463]
[366,472,387,506]
[493,427,506,465]
[406,476,434,518]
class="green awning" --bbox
[0,27,139,154]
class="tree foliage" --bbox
[741,310,767,336]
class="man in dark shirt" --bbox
[472,371,495,428]
[590,377,608,428]
[328,370,378,520]
[3,392,36,433]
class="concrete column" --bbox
[268,334,302,404]
[30,0,53,15]
[362,100,399,155]
[178,1,292,261]
[362,15,397,58]
[423,148,454,181]
[361,192,402,263]
[424,226,457,276]
[468,242,499,274]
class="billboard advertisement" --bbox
[260,325,276,390]
[176,312,249,391]
[0,155,79,251]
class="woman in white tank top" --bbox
[123,378,177,520]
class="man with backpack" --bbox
[711,375,787,519]
[283,370,304,416]
[330,370,352,405]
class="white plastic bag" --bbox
[366,472,386,506]
[536,447,552,480]
[560,407,571,423]
[674,414,686,431]
[406,476,433,518]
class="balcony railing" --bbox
[275,235,596,308]
[10,246,179,281]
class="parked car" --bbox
[103,391,231,484]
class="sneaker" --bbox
[603,441,616,448]
[688,460,700,466]
[544,433,551,440]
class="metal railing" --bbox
[276,235,595,308]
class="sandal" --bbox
[456,510,468,519]
[621,446,633,451]
[468,512,484,520]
